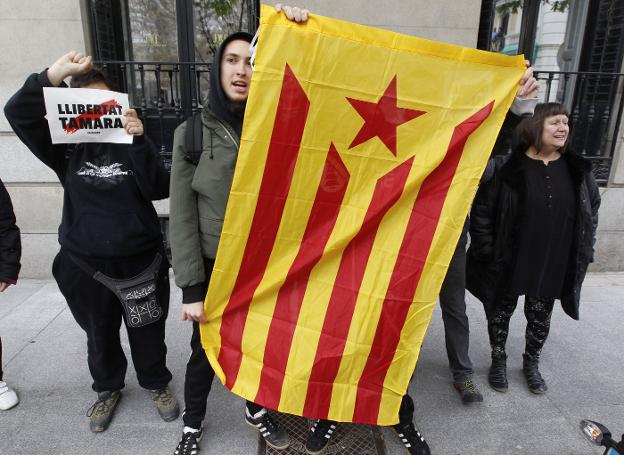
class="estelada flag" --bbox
[201,5,525,425]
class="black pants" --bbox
[439,228,473,382]
[398,393,415,426]
[488,294,555,359]
[397,227,472,424]
[182,260,262,429]
[53,248,172,393]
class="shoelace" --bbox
[153,389,173,406]
[86,396,114,418]
[261,413,280,434]
[174,432,198,455]
[398,423,426,445]
[312,420,337,438]
[461,380,480,394]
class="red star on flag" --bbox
[347,76,426,156]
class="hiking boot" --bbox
[245,407,290,450]
[488,353,508,392]
[453,379,484,403]
[523,354,547,394]
[392,422,431,455]
[151,386,180,421]
[173,427,203,455]
[0,381,19,410]
[305,419,337,454]
[87,390,121,432]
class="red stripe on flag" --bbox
[352,101,494,424]
[302,156,414,419]
[255,144,350,410]
[218,64,310,389]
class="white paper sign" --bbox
[43,87,132,144]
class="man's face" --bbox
[220,39,252,104]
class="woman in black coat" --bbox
[467,102,600,394]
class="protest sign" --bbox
[43,87,131,144]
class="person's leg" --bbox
[53,252,128,392]
[176,257,218,431]
[440,261,472,381]
[173,320,216,455]
[440,230,473,382]
[52,251,125,431]
[390,393,430,455]
[182,321,216,430]
[0,336,19,411]
[522,296,555,394]
[524,296,555,359]
[126,256,172,390]
[487,292,519,392]
[124,255,177,420]
[439,233,482,402]
[398,393,415,426]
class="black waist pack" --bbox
[69,253,164,328]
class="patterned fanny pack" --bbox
[69,253,163,328]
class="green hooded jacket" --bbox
[169,107,240,302]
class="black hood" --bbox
[208,31,253,137]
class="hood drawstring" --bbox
[249,29,259,72]
[209,130,214,160]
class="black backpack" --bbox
[184,112,203,165]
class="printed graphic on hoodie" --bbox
[77,159,133,187]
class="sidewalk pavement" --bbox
[1,272,622,455]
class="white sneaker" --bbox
[0,381,19,410]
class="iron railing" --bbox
[97,61,212,169]
[96,62,624,185]
[533,69,624,185]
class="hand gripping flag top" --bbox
[202,5,526,425]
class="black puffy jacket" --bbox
[466,150,600,320]
[0,177,21,283]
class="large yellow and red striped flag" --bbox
[201,5,525,425]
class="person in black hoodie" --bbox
[0,177,21,411]
[4,51,179,432]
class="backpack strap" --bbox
[184,112,203,165]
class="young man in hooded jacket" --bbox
[169,5,309,454]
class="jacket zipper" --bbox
[213,117,239,146]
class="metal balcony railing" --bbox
[96,62,624,186]
[533,70,624,185]
[97,61,212,169]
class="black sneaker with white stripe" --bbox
[245,407,290,450]
[305,419,337,455]
[393,422,431,455]
[173,427,203,455]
